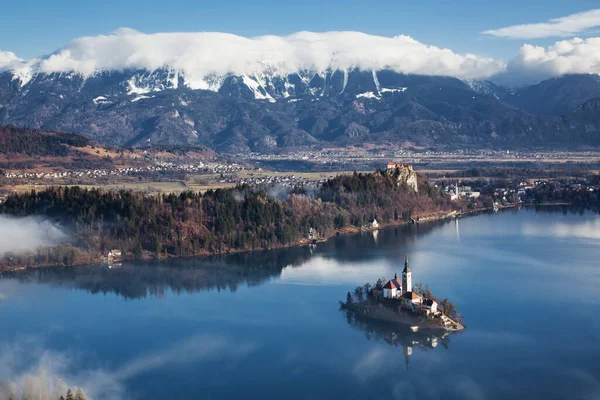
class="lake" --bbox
[0,207,599,400]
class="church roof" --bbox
[403,256,411,273]
[383,279,401,289]
[404,291,421,300]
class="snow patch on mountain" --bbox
[242,75,276,102]
[380,87,407,93]
[93,96,112,105]
[11,66,35,86]
[356,91,380,99]
[131,94,154,102]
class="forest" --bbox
[0,169,452,268]
[0,126,91,157]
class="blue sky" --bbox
[2,0,600,60]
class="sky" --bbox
[1,0,600,86]
[2,0,598,59]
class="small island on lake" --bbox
[341,257,464,331]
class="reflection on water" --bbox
[0,219,445,299]
[341,308,452,369]
[0,247,313,299]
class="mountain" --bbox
[1,68,600,152]
[501,74,600,116]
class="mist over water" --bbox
[0,215,68,253]
[0,207,598,399]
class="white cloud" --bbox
[1,28,505,87]
[496,37,600,86]
[0,51,22,70]
[3,28,600,87]
[483,8,600,39]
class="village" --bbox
[343,257,464,332]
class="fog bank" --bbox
[0,215,68,253]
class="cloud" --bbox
[491,37,600,86]
[115,334,257,380]
[521,217,600,241]
[0,336,110,400]
[483,9,600,39]
[3,28,600,87]
[0,216,68,254]
[0,334,257,400]
[1,29,505,86]
[0,51,21,69]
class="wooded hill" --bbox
[0,169,452,268]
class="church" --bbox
[382,257,423,306]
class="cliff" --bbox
[386,163,419,192]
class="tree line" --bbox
[0,169,452,267]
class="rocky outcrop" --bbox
[386,163,418,192]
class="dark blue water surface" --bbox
[1,207,599,400]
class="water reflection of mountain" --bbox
[0,246,315,300]
[318,220,449,262]
[341,308,452,369]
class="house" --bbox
[423,299,438,315]
[107,249,122,262]
[370,218,379,229]
[403,291,422,305]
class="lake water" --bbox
[0,207,599,400]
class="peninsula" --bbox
[341,257,464,331]
[0,164,453,269]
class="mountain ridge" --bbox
[1,69,600,152]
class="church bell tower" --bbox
[402,256,412,293]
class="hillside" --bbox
[0,125,221,176]
[502,74,600,116]
[0,126,92,156]
[0,125,119,172]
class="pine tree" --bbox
[65,389,74,400]
[75,388,86,400]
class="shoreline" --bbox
[341,302,465,332]
[0,201,588,272]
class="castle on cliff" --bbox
[386,162,418,192]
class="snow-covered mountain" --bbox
[1,66,600,152]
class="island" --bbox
[341,257,464,331]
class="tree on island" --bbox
[354,286,365,302]
[440,298,463,323]
[346,292,354,305]
[413,282,432,299]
